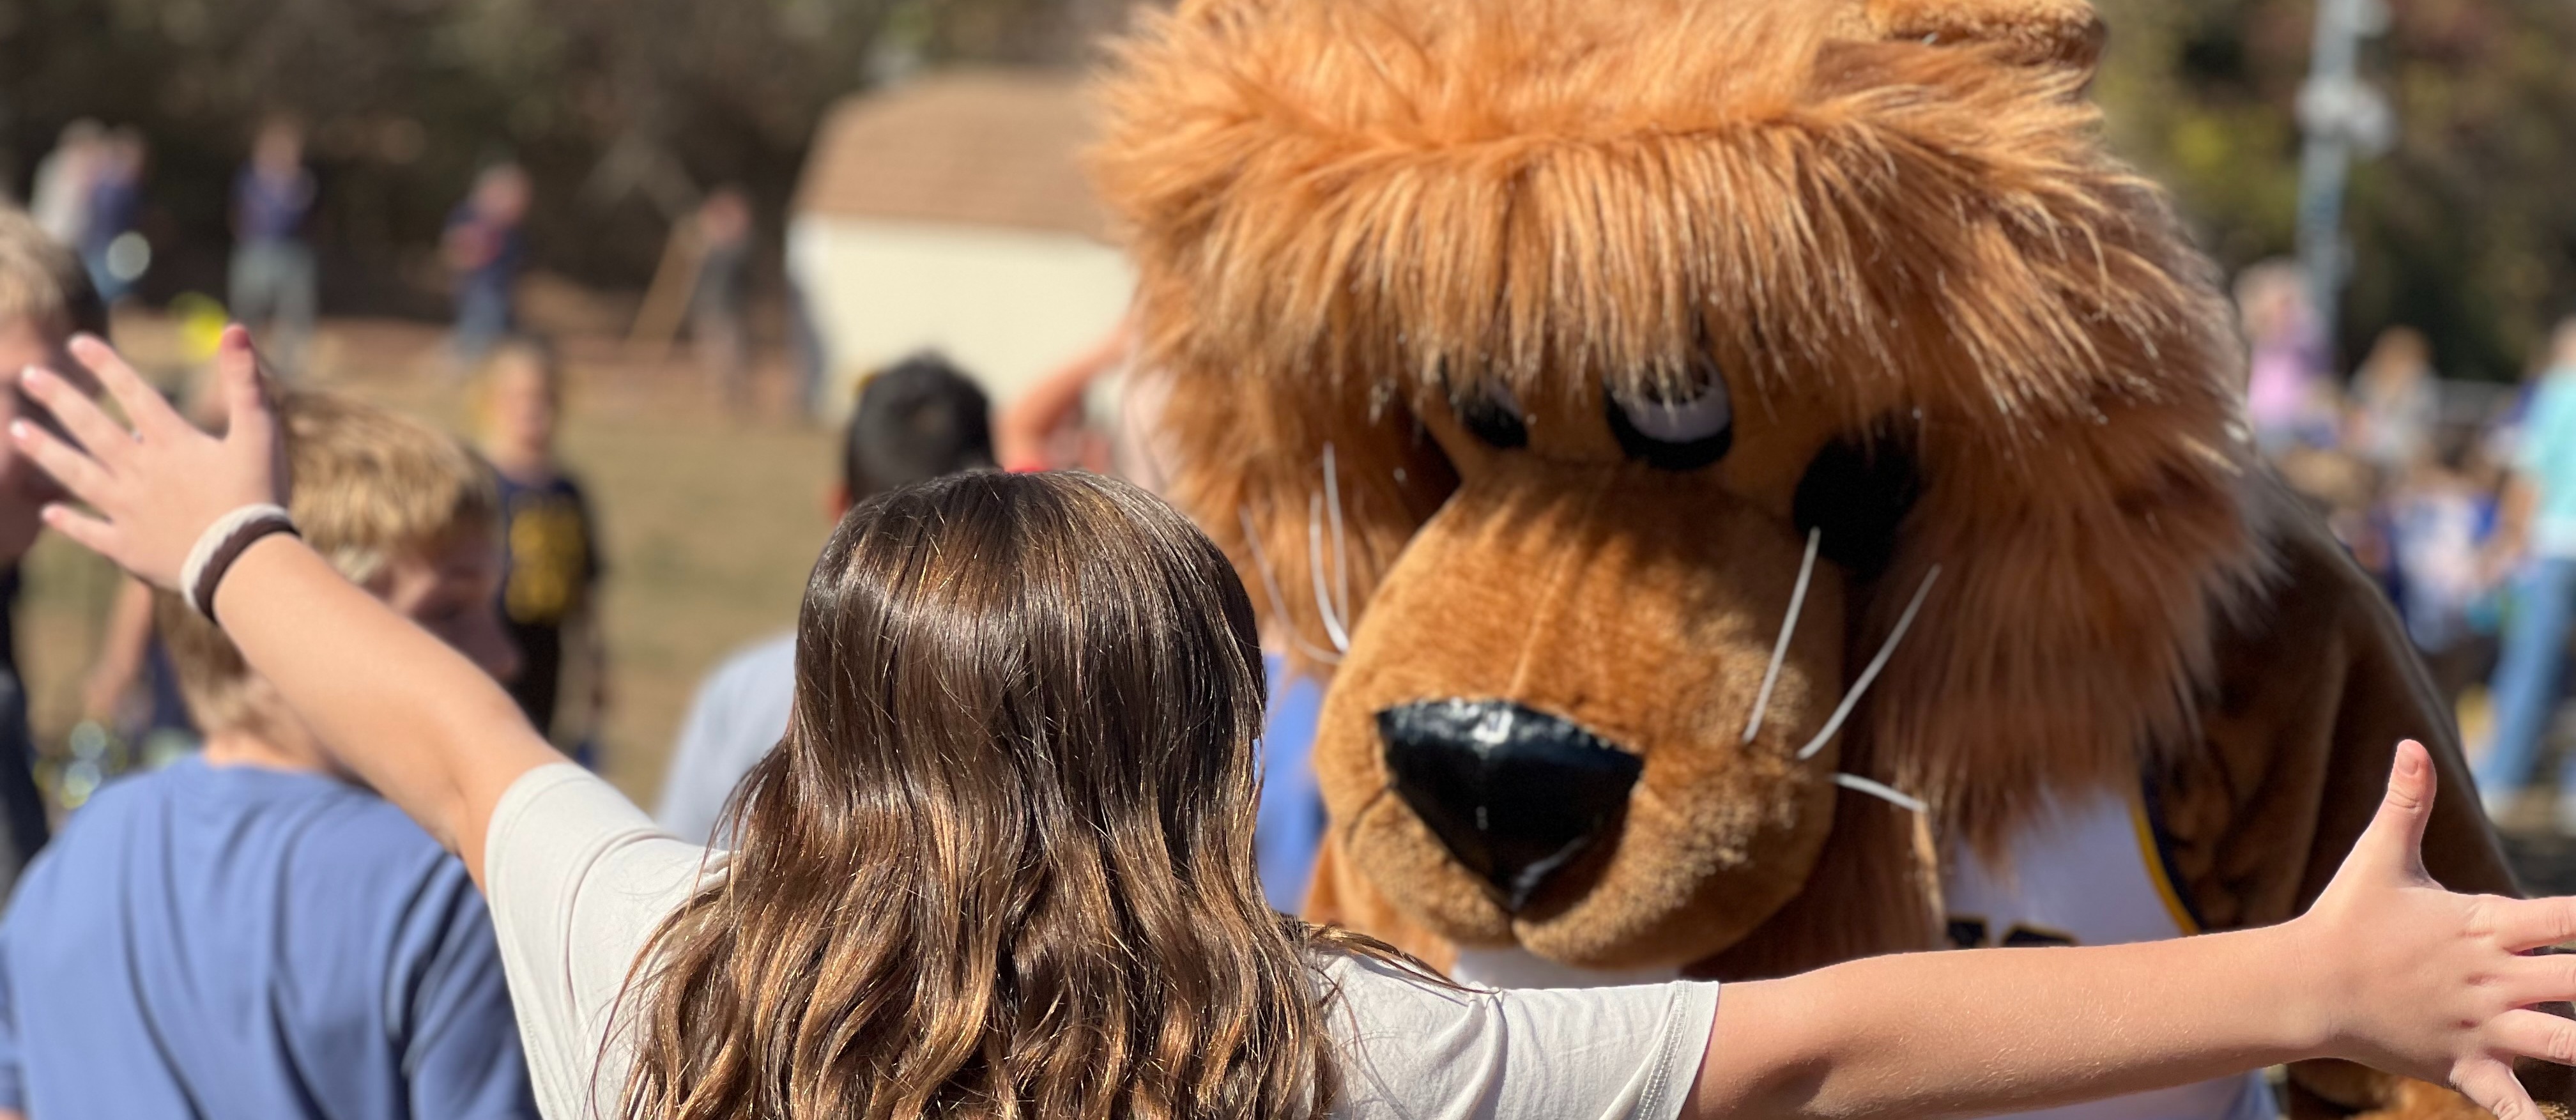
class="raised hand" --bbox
[9,326,282,590]
[2308,739,2576,1119]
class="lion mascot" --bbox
[1090,1,2563,1116]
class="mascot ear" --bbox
[1864,0,2106,73]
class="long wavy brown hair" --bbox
[617,471,1385,1120]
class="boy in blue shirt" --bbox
[0,390,539,1119]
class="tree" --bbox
[2094,0,2576,380]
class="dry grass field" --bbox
[17,309,837,809]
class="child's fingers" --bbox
[2510,947,2576,1008]
[2490,1008,2576,1067]
[8,417,111,503]
[20,366,134,462]
[2457,1059,2545,1120]
[215,327,277,455]
[65,334,184,442]
[37,504,118,560]
[2352,740,2436,878]
[2496,898,2576,954]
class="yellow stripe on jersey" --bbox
[2127,783,2200,936]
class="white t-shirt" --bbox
[486,764,1720,1120]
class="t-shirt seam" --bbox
[1639,988,1682,1119]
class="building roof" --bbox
[794,70,1107,240]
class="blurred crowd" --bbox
[2239,260,2576,828]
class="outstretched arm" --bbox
[1690,740,2576,1120]
[18,332,2576,1120]
[13,330,560,885]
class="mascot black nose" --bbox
[1377,700,1643,913]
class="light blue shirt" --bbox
[0,758,535,1119]
[654,631,798,845]
[2520,367,2576,558]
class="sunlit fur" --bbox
[615,473,1407,1120]
[1091,0,2262,853]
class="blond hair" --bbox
[158,392,500,735]
[0,205,107,338]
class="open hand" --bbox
[2304,739,2576,1119]
[9,326,282,590]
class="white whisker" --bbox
[1834,773,1928,814]
[1324,443,1353,626]
[1744,529,1821,744]
[1797,565,1942,762]
[1308,494,1353,654]
[1240,509,1341,664]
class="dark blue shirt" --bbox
[235,165,316,244]
[0,757,536,1119]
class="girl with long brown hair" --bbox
[19,331,2576,1120]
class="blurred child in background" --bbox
[2386,434,2504,704]
[2348,326,2441,473]
[0,383,537,1119]
[79,129,148,305]
[443,162,530,367]
[229,118,318,378]
[687,187,754,413]
[475,337,607,763]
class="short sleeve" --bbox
[485,765,714,1119]
[1320,954,1716,1120]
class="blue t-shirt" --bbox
[1255,655,1326,911]
[0,757,537,1119]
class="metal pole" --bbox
[2294,0,2393,372]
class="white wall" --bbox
[788,215,1135,419]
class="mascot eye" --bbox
[1452,380,1531,450]
[1793,427,1923,583]
[1605,371,1733,472]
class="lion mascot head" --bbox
[1092,1,2558,1116]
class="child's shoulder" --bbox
[287,785,461,875]
[128,760,456,879]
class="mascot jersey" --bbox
[1940,783,2277,1120]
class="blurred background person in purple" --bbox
[2239,261,2337,454]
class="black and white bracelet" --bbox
[179,503,300,623]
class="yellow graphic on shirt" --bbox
[505,496,590,624]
